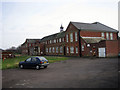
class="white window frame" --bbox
[75,32,78,41]
[70,46,74,53]
[101,32,104,38]
[76,47,78,53]
[49,47,51,53]
[106,33,109,40]
[52,47,55,53]
[50,40,52,44]
[62,38,64,42]
[59,38,61,42]
[70,33,73,42]
[56,47,58,53]
[60,46,63,53]
[46,48,48,53]
[38,47,40,53]
[66,34,68,42]
[82,45,84,51]
[110,33,113,40]
[54,39,56,43]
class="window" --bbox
[49,47,51,53]
[54,39,56,43]
[52,47,55,53]
[70,47,74,53]
[26,58,31,62]
[101,32,104,38]
[57,39,58,43]
[70,33,73,42]
[31,57,37,62]
[50,40,52,44]
[29,44,31,47]
[26,44,27,47]
[76,47,78,53]
[66,34,68,42]
[56,47,58,53]
[82,45,84,51]
[46,48,48,53]
[106,33,109,40]
[38,47,40,53]
[60,46,63,53]
[67,47,69,53]
[59,38,61,42]
[62,38,64,42]
[110,33,113,40]
[75,32,78,41]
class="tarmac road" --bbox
[2,58,118,88]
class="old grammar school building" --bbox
[21,21,120,57]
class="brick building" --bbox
[21,39,41,55]
[21,22,119,57]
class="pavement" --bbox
[2,58,119,88]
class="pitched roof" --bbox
[41,31,65,42]
[26,39,41,43]
[71,22,118,32]
[82,37,105,43]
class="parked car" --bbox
[118,52,120,58]
[19,56,49,70]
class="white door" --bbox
[98,48,106,57]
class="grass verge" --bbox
[2,55,70,69]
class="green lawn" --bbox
[1,55,70,69]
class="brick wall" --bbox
[80,31,118,40]
[119,38,120,53]
[45,40,65,56]
[106,40,118,57]
[65,23,80,56]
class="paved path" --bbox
[2,58,118,88]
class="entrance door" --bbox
[98,48,106,57]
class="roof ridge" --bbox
[71,21,91,25]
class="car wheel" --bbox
[44,66,47,68]
[36,65,40,70]
[20,65,24,69]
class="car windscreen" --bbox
[38,57,47,61]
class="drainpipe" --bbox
[78,29,82,57]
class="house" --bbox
[41,30,65,56]
[65,22,119,57]
[2,51,15,59]
[21,21,119,57]
[21,39,41,55]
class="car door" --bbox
[31,57,38,67]
[24,57,32,68]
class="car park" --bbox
[19,56,49,70]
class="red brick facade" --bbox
[21,22,119,57]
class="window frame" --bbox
[76,47,78,53]
[75,32,78,41]
[70,33,73,42]
[106,32,109,40]
[110,33,113,40]
[66,34,68,42]
[70,46,74,53]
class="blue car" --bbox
[19,56,49,70]
[118,52,120,58]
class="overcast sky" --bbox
[0,0,119,49]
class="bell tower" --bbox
[60,24,64,32]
